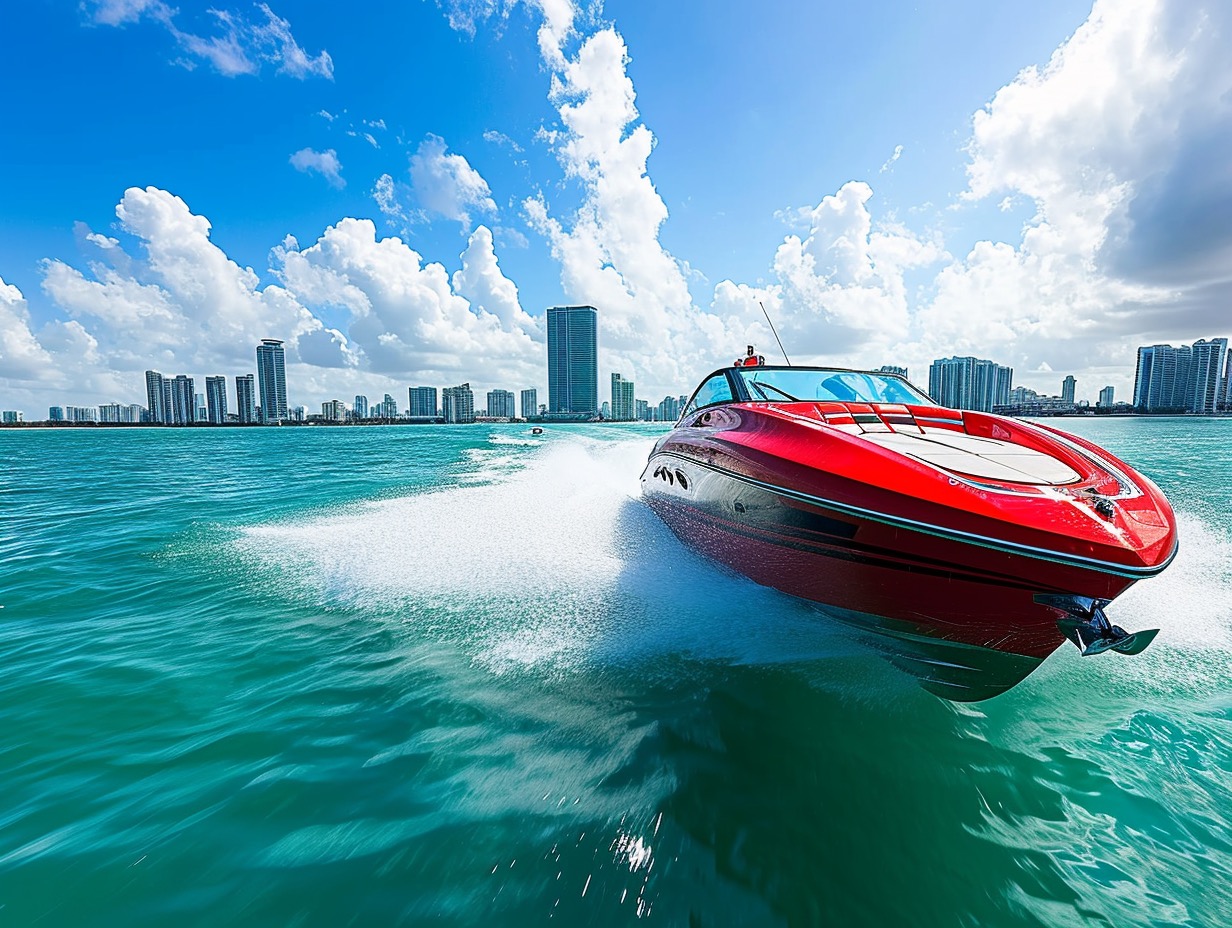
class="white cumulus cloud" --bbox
[0,276,56,381]
[271,217,542,387]
[40,187,354,381]
[525,26,736,395]
[771,181,946,359]
[409,135,497,229]
[290,148,344,188]
[83,0,333,79]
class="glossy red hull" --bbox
[641,396,1177,698]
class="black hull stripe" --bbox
[647,486,1062,591]
[650,497,1056,594]
[649,451,1179,580]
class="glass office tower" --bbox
[256,339,287,423]
[546,305,598,416]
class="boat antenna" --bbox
[759,301,792,366]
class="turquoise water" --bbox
[2,418,1231,926]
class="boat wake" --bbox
[236,435,868,679]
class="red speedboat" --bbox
[640,363,1178,700]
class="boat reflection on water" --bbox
[641,359,1178,700]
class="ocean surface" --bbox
[2,417,1231,926]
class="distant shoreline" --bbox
[0,418,669,430]
[3,412,1230,431]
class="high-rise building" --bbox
[928,356,1012,411]
[354,395,369,420]
[1134,343,1201,411]
[656,395,682,422]
[546,305,598,416]
[1098,385,1115,407]
[1186,338,1228,414]
[408,386,438,419]
[194,392,207,422]
[442,383,475,423]
[145,370,167,424]
[377,393,398,418]
[1061,375,1076,406]
[96,403,144,424]
[321,400,346,421]
[236,374,256,423]
[48,406,65,422]
[1224,348,1232,409]
[205,376,227,423]
[169,375,195,425]
[520,388,538,420]
[2,411,24,424]
[256,338,287,423]
[611,372,635,421]
[487,389,516,418]
[636,399,649,421]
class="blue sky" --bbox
[2,0,1230,412]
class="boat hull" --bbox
[642,437,1168,699]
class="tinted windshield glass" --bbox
[682,373,735,415]
[734,368,934,405]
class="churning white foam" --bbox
[1112,512,1232,651]
[236,434,856,675]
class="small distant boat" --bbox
[530,426,544,435]
[641,361,1178,700]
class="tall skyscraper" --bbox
[486,389,516,418]
[656,395,682,422]
[442,383,475,423]
[611,372,635,421]
[205,376,227,423]
[145,370,167,424]
[236,374,256,423]
[256,338,287,423]
[1225,348,1232,409]
[1134,342,1202,411]
[163,375,194,425]
[1098,385,1115,407]
[353,395,369,419]
[546,305,598,416]
[408,386,438,419]
[1061,375,1076,405]
[928,356,1012,411]
[1186,338,1228,414]
[378,393,398,418]
[521,388,538,419]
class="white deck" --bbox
[862,430,1082,485]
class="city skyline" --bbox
[3,2,1230,416]
[9,328,1232,424]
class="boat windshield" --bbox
[734,367,934,406]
